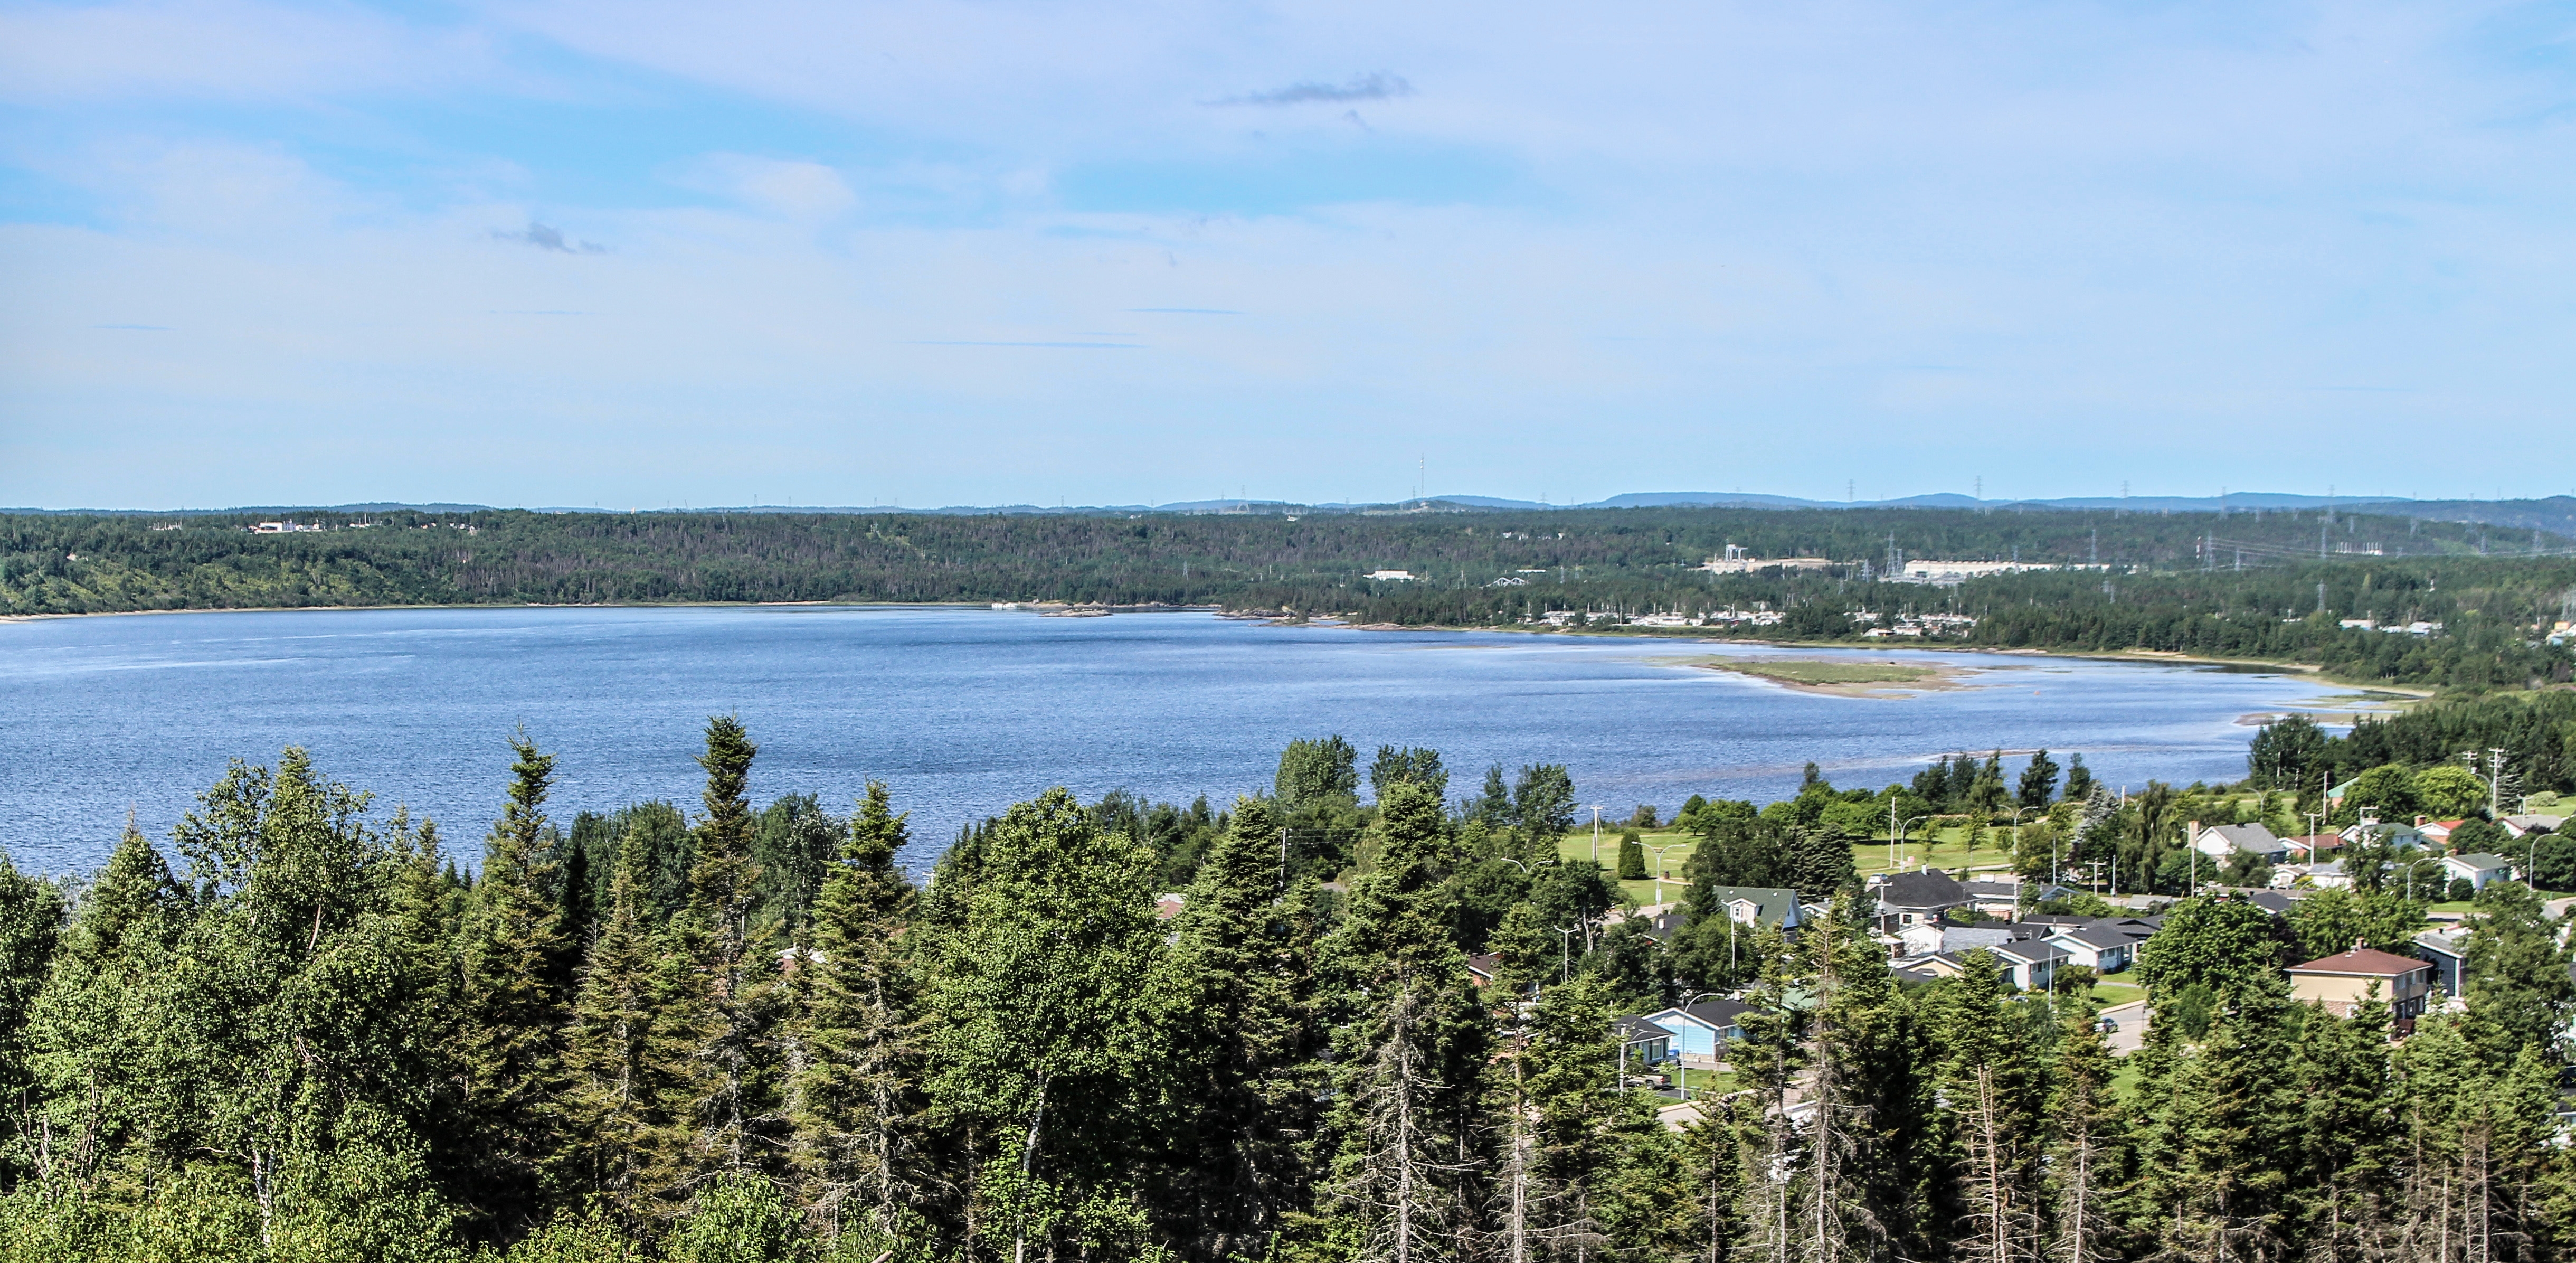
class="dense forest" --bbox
[6,506,2574,690]
[0,721,2569,1263]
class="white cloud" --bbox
[0,0,498,101]
[668,154,857,221]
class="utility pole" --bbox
[1590,805,1605,865]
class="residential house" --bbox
[1927,940,2067,992]
[2419,818,2464,847]
[2414,928,2470,997]
[2045,923,2138,973]
[2500,814,2564,839]
[2302,859,2353,890]
[1636,998,1749,1067]
[2286,945,2436,1021]
[1613,1015,1673,1067]
[2343,820,2428,851]
[1958,878,2024,919]
[2284,834,2344,861]
[2440,853,2513,893]
[1696,885,1805,931]
[2244,890,2302,917]
[1465,953,1503,987]
[1872,869,1970,927]
[2192,822,2289,865]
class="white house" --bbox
[1365,569,1417,581]
[2440,853,2513,893]
[2302,859,2353,890]
[1929,941,2067,992]
[2192,822,2289,865]
[2045,924,2137,973]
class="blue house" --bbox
[1636,998,1750,1064]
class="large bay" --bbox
[0,605,2359,873]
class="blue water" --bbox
[0,606,2362,874]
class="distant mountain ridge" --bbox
[12,493,2573,536]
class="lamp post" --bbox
[1591,805,1606,865]
[1555,924,1581,982]
[2402,856,2444,904]
[1647,843,1686,906]
[1897,814,1933,873]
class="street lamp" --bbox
[1896,814,1933,872]
[1555,923,1582,982]
[2402,856,2444,904]
[1646,843,1687,906]
[1590,804,1606,865]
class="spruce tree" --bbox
[2044,996,2124,1263]
[2287,995,2396,1263]
[788,780,923,1250]
[1150,795,1324,1260]
[1934,952,2044,1263]
[1319,779,1490,1263]
[454,732,573,1233]
[563,822,690,1232]
[671,716,790,1183]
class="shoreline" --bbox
[0,599,2436,699]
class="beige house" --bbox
[2285,946,2434,1021]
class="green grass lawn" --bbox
[1674,1067,1737,1097]
[2090,981,2147,1008]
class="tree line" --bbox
[0,723,2570,1262]
[7,507,2573,691]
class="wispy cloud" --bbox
[492,221,607,253]
[910,341,1142,349]
[1206,71,1412,108]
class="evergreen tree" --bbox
[1150,795,1323,1260]
[2018,752,2061,812]
[1319,780,1490,1263]
[2286,996,2396,1263]
[1934,954,2045,1263]
[2045,997,2124,1263]
[562,822,691,1234]
[788,781,923,1251]
[454,732,574,1234]
[2062,756,2095,805]
[670,717,791,1183]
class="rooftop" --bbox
[2288,946,2432,977]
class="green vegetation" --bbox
[1693,657,1944,687]
[0,722,2569,1262]
[8,504,2573,691]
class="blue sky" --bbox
[4,1,2574,510]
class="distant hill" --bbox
[13,492,2572,538]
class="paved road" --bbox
[2098,1000,2150,1054]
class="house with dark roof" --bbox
[2045,923,2138,973]
[1872,869,1969,926]
[1958,879,2024,919]
[1636,998,1750,1066]
[2414,928,2469,996]
[2501,814,2564,839]
[2244,890,2301,916]
[1613,1015,1674,1067]
[2287,945,2436,1021]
